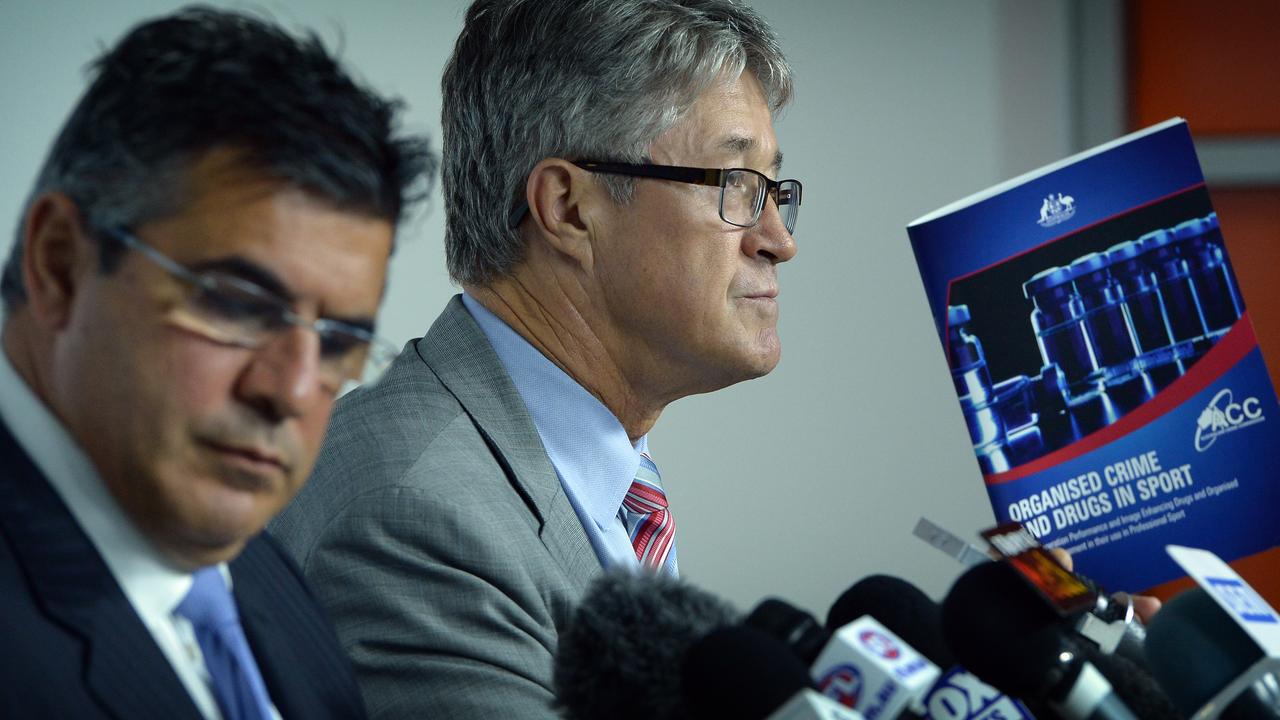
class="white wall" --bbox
[0,0,1075,616]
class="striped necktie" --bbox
[621,453,678,575]
[174,567,275,720]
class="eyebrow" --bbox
[188,256,295,302]
[187,256,378,333]
[718,135,784,174]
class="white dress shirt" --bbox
[0,349,280,720]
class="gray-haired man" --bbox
[271,0,801,716]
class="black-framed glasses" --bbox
[572,160,801,234]
[507,160,802,233]
[104,227,397,394]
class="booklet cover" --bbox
[907,118,1280,592]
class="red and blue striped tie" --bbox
[622,453,677,575]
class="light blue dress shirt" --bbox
[461,293,669,572]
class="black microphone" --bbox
[827,575,955,666]
[1144,586,1280,719]
[553,572,739,720]
[681,624,817,719]
[747,593,941,718]
[942,560,1138,720]
[747,597,831,665]
[831,575,1038,720]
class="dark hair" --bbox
[2,5,435,311]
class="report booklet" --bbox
[907,118,1280,592]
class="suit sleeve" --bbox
[301,480,568,720]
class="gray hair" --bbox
[441,0,792,285]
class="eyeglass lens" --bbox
[719,170,799,234]
[169,274,376,392]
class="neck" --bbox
[465,274,667,443]
[2,314,53,410]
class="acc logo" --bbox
[1036,192,1076,228]
[817,664,864,708]
[858,629,901,660]
[1195,388,1265,451]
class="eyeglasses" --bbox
[574,160,801,234]
[506,160,802,233]
[104,227,397,394]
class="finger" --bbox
[1049,547,1074,572]
[1133,594,1162,624]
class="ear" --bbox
[21,193,94,331]
[523,158,604,271]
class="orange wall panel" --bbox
[1209,187,1280,606]
[1214,187,1280,382]
[1131,0,1280,134]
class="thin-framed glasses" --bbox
[103,227,397,394]
[574,160,801,234]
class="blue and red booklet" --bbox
[907,118,1280,592]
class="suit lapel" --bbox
[0,422,203,720]
[233,543,304,719]
[233,538,326,719]
[415,296,601,587]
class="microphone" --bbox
[918,519,1148,667]
[747,595,939,718]
[553,571,739,720]
[941,560,1138,720]
[829,575,1036,720]
[978,522,1148,667]
[1144,587,1280,719]
[682,625,861,720]
[826,576,954,665]
[748,598,830,665]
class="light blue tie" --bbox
[174,567,274,720]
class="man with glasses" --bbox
[272,0,798,716]
[0,8,432,718]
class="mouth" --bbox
[739,288,779,301]
[198,439,289,485]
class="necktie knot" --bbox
[174,567,274,720]
[621,453,677,575]
[176,567,240,629]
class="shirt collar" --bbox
[461,293,644,529]
[0,346,225,618]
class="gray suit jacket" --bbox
[270,295,602,718]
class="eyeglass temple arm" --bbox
[571,160,722,187]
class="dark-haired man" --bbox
[0,8,433,718]
[271,0,799,716]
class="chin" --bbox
[748,330,783,373]
[177,489,278,552]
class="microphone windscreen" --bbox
[940,559,1068,699]
[826,574,955,668]
[554,572,739,720]
[1144,586,1264,716]
[1079,642,1181,719]
[745,598,830,665]
[682,625,814,720]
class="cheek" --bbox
[160,340,246,416]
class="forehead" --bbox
[140,152,394,313]
[649,71,780,172]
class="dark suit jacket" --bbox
[0,420,367,719]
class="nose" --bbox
[237,327,326,422]
[743,197,797,264]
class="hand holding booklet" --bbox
[907,118,1280,593]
